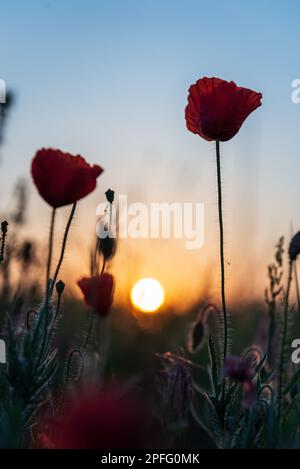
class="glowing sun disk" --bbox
[131,278,165,313]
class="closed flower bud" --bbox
[0,220,8,263]
[105,189,115,204]
[56,280,65,295]
[188,317,205,353]
[98,234,116,260]
[1,220,8,234]
[289,231,300,261]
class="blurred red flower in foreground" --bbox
[222,355,256,408]
[31,148,103,208]
[41,388,155,449]
[185,77,262,142]
[77,273,114,316]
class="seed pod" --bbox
[289,231,300,261]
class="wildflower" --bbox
[185,78,262,375]
[31,148,103,208]
[289,231,300,261]
[223,355,256,408]
[77,273,114,317]
[223,355,255,382]
[45,387,155,448]
[185,77,262,141]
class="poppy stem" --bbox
[0,221,8,264]
[100,258,106,276]
[82,312,94,352]
[39,208,56,366]
[293,261,300,317]
[59,348,83,411]
[290,222,300,316]
[215,140,229,364]
[45,288,64,354]
[278,260,293,428]
[45,208,56,304]
[51,202,77,293]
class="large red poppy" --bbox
[31,148,103,208]
[185,77,262,141]
[77,273,114,317]
[38,387,155,449]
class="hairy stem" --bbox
[278,260,293,426]
[59,348,83,411]
[51,202,77,292]
[293,261,300,317]
[46,290,63,354]
[100,258,106,276]
[45,208,56,304]
[82,312,94,352]
[215,140,229,363]
[38,208,56,366]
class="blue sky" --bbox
[1,0,300,304]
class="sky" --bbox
[1,0,300,310]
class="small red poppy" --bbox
[185,77,262,142]
[31,148,103,208]
[77,273,114,317]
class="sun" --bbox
[131,278,165,313]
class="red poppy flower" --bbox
[185,77,262,142]
[222,355,256,408]
[222,355,255,383]
[77,273,114,317]
[40,387,155,449]
[31,148,103,208]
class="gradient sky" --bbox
[1,0,300,310]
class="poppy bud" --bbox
[105,189,114,204]
[289,231,300,261]
[98,235,116,261]
[188,318,205,353]
[56,280,65,295]
[0,221,8,263]
[1,220,8,234]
